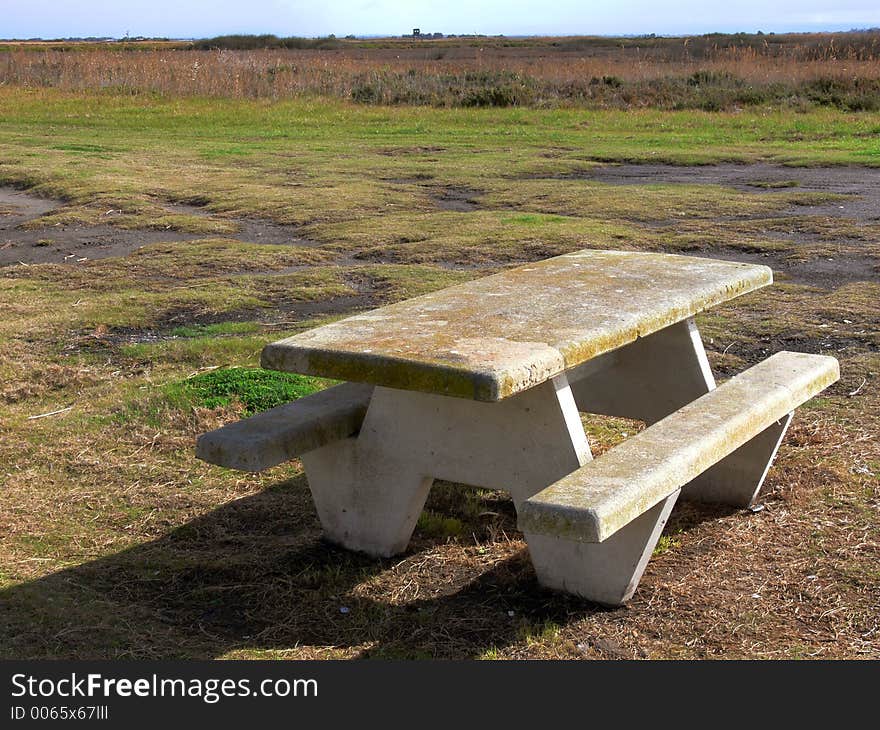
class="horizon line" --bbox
[3,27,880,42]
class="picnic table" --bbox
[198,249,838,605]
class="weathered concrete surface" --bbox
[300,375,591,556]
[525,491,680,606]
[518,351,839,544]
[262,249,771,401]
[683,413,793,507]
[195,382,373,472]
[569,317,716,425]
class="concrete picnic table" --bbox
[259,249,770,545]
[261,249,770,402]
[200,248,838,604]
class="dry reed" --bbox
[2,37,880,109]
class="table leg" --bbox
[300,374,591,557]
[569,315,797,508]
[525,490,680,606]
[683,413,793,507]
[521,317,712,604]
[567,316,716,424]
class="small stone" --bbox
[593,638,628,658]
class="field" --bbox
[3,32,880,110]
[0,35,878,659]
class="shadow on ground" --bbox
[0,474,738,660]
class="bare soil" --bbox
[5,165,880,288]
[565,163,880,289]
[430,185,483,212]
[0,189,318,267]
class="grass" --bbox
[165,367,326,415]
[0,82,878,660]
[653,535,681,556]
[22,203,241,235]
[416,511,466,540]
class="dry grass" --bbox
[2,34,880,109]
[2,263,875,660]
[0,83,877,659]
[2,398,874,660]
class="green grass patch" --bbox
[518,619,562,645]
[653,534,681,556]
[501,213,570,225]
[416,510,465,539]
[199,145,254,159]
[166,366,324,415]
[800,396,833,412]
[119,335,269,368]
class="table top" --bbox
[261,249,771,401]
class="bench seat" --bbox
[518,350,839,605]
[196,382,373,472]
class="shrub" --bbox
[687,69,736,86]
[461,85,521,107]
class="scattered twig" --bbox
[170,282,214,289]
[185,365,220,378]
[27,405,73,420]
[847,378,866,397]
[53,626,104,639]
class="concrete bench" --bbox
[518,351,840,607]
[196,382,373,472]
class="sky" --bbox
[2,0,879,40]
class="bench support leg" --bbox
[682,413,793,507]
[524,490,680,607]
[300,438,434,557]
[568,317,715,424]
[301,375,591,557]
